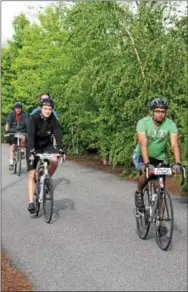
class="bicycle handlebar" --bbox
[29,153,63,166]
[4,132,27,138]
[36,153,62,159]
[145,164,186,186]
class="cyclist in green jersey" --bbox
[133,98,182,210]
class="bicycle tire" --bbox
[13,156,17,174]
[17,148,22,176]
[136,186,151,239]
[155,189,174,251]
[43,175,54,223]
[34,180,41,217]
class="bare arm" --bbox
[5,123,9,132]
[52,118,63,149]
[170,133,181,163]
[5,112,12,132]
[137,132,150,164]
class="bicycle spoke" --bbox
[155,190,174,251]
[17,149,22,176]
[136,186,151,239]
[164,194,170,219]
[43,176,54,223]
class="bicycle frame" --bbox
[135,163,186,250]
[35,153,61,202]
[145,165,186,222]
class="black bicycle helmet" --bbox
[150,98,168,110]
[40,98,54,108]
[14,101,22,108]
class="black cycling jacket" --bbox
[27,111,63,151]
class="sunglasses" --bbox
[153,110,166,114]
[40,98,51,102]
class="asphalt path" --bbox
[2,144,187,291]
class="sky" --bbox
[1,1,55,43]
[1,0,187,44]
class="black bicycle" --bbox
[5,132,27,176]
[135,163,186,251]
[32,153,62,223]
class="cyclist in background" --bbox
[5,101,28,171]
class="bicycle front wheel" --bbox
[13,157,17,174]
[17,148,22,176]
[155,190,174,251]
[43,175,54,223]
[34,180,41,217]
[136,186,151,239]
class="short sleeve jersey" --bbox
[135,116,178,160]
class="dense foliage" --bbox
[1,1,187,191]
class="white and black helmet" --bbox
[150,98,168,110]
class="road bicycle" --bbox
[4,132,27,176]
[135,163,186,251]
[32,153,63,223]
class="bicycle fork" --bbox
[39,175,45,202]
[38,161,48,202]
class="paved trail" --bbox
[2,144,187,291]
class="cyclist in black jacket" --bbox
[26,98,65,213]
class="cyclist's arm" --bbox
[137,132,150,164]
[5,112,13,132]
[27,116,36,151]
[52,118,63,149]
[23,112,29,130]
[170,133,181,164]
[5,123,9,132]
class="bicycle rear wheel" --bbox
[155,190,174,251]
[136,186,151,239]
[43,175,54,223]
[17,148,22,176]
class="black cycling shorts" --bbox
[6,133,27,145]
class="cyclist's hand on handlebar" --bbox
[5,130,11,135]
[172,163,182,174]
[59,147,67,155]
[29,149,36,160]
[58,148,66,162]
[144,163,154,170]
[144,163,154,176]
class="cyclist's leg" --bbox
[7,136,16,169]
[27,154,38,213]
[43,144,58,177]
[20,135,26,147]
[20,135,26,158]
[133,152,145,208]
[149,157,166,188]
